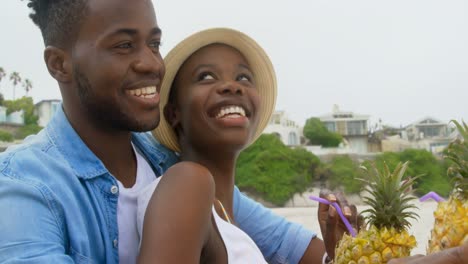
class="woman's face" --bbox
[169,44,261,154]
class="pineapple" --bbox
[428,120,468,253]
[334,162,418,264]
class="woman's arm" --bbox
[233,187,359,264]
[233,186,318,263]
[138,162,215,264]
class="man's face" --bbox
[71,0,164,132]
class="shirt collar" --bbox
[46,105,168,179]
[131,133,167,176]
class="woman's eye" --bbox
[198,72,215,81]
[237,74,252,82]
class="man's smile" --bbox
[125,86,158,99]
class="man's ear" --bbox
[164,102,181,129]
[44,46,72,83]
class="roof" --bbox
[318,105,370,121]
[406,117,447,128]
[319,112,370,121]
[34,99,62,106]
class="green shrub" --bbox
[372,149,451,197]
[303,117,342,147]
[236,134,321,206]
[324,155,366,194]
[322,149,450,197]
[16,124,42,139]
[0,130,14,142]
[4,96,39,125]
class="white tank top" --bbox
[137,177,267,263]
[211,207,267,263]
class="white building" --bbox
[0,106,24,125]
[6,110,24,124]
[404,117,450,141]
[379,117,459,155]
[319,105,370,154]
[34,99,61,127]
[0,106,7,123]
[263,110,302,146]
[404,117,455,154]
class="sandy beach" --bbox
[272,200,438,255]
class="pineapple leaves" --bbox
[446,120,468,199]
[360,161,419,231]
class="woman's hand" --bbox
[387,243,468,264]
[317,190,362,260]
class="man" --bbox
[0,0,351,263]
[388,243,468,264]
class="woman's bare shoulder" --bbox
[138,161,217,263]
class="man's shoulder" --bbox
[0,130,66,183]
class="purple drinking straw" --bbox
[419,191,445,202]
[309,195,357,237]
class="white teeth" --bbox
[126,86,157,98]
[215,105,246,119]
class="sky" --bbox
[1,0,467,128]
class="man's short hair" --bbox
[26,0,89,47]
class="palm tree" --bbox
[23,79,33,95]
[0,67,6,92]
[9,71,21,100]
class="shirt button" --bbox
[110,185,119,194]
[113,239,118,248]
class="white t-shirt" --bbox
[117,146,156,264]
[137,177,267,264]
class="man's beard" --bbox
[74,68,159,132]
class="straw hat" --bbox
[152,28,277,152]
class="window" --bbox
[324,122,336,132]
[288,132,298,145]
[419,126,440,137]
[347,121,366,135]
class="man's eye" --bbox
[116,42,132,49]
[149,41,162,49]
[198,72,215,81]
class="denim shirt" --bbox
[0,107,315,264]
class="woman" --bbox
[137,28,355,264]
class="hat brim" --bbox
[152,28,277,152]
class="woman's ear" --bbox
[44,46,72,83]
